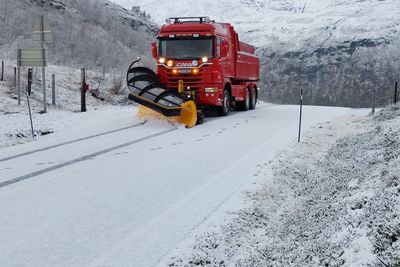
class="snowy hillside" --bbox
[0,0,160,123]
[0,0,158,69]
[112,0,400,108]
[113,0,399,50]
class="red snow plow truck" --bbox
[127,17,260,128]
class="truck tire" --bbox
[250,88,257,110]
[196,110,205,125]
[236,88,250,111]
[243,88,250,111]
[218,89,231,116]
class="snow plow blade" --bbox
[127,66,197,128]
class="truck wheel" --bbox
[196,110,205,125]
[250,88,257,110]
[243,88,250,111]
[218,89,231,116]
[236,88,250,111]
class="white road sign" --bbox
[17,48,47,67]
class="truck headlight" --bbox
[201,56,208,63]
[167,60,174,67]
[159,57,166,64]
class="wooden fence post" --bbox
[81,68,86,112]
[52,74,56,105]
[13,67,16,87]
[1,60,3,81]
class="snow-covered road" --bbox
[0,104,357,266]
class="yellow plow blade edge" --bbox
[136,100,197,128]
[178,100,197,128]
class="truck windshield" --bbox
[159,38,213,59]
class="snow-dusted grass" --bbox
[164,105,400,267]
[0,62,135,148]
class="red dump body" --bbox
[152,17,260,109]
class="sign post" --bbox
[33,15,52,113]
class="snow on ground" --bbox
[0,61,135,148]
[161,105,400,267]
[0,99,367,266]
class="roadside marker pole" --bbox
[372,87,376,114]
[395,81,398,104]
[298,88,303,143]
[25,85,35,139]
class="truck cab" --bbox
[152,17,260,115]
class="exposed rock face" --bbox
[259,37,400,107]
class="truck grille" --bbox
[165,69,203,90]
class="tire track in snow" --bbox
[0,121,147,163]
[0,103,272,189]
[0,127,177,189]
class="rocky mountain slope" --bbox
[113,0,400,107]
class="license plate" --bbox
[178,69,191,74]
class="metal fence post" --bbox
[81,68,86,112]
[52,74,55,105]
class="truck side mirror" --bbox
[220,41,228,58]
[152,42,158,59]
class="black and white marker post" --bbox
[25,85,35,139]
[298,88,304,143]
